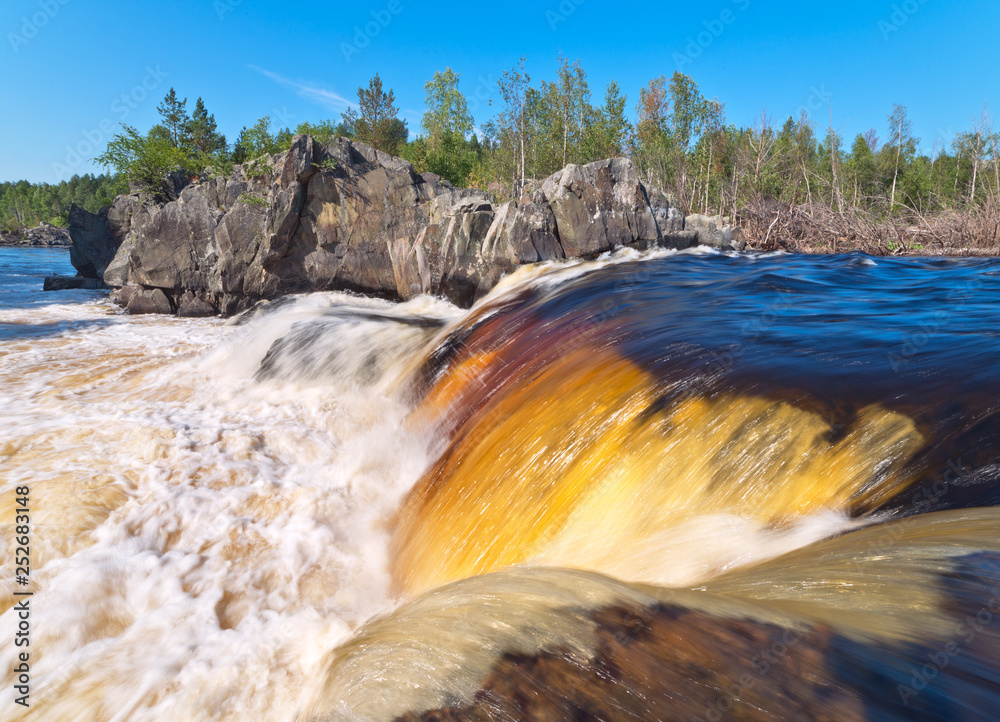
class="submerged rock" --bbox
[42,275,105,291]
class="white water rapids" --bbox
[0,249,853,721]
[0,288,462,720]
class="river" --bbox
[1,246,998,720]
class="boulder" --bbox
[482,193,563,265]
[176,290,217,317]
[685,213,733,249]
[21,223,71,247]
[126,287,174,314]
[648,189,684,238]
[540,158,661,256]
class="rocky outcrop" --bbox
[0,223,71,247]
[68,204,122,278]
[540,158,661,255]
[75,135,740,316]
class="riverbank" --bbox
[0,223,71,248]
[738,197,1000,255]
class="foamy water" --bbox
[0,264,456,719]
[2,247,942,720]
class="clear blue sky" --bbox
[2,0,998,183]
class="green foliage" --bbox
[0,174,118,231]
[156,88,190,148]
[239,192,269,208]
[422,68,474,149]
[403,68,483,186]
[341,74,407,154]
[312,157,340,172]
[189,97,227,156]
[581,81,631,160]
[296,119,351,145]
[21,67,997,234]
[95,124,188,196]
[243,155,273,179]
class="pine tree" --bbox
[188,98,226,155]
[156,89,190,148]
[341,74,405,154]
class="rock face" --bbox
[540,158,661,256]
[68,204,122,278]
[73,135,739,316]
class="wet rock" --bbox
[42,275,105,291]
[69,205,117,278]
[686,213,734,249]
[126,287,173,314]
[176,290,217,317]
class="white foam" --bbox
[0,295,438,719]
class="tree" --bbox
[156,88,190,148]
[554,56,591,166]
[188,98,226,155]
[231,127,251,164]
[601,81,631,156]
[887,104,916,212]
[341,74,406,154]
[847,132,880,207]
[243,116,278,157]
[662,72,724,211]
[633,75,671,188]
[95,125,185,196]
[497,58,531,196]
[422,68,474,151]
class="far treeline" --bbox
[0,175,118,232]
[11,58,1000,252]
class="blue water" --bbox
[417,250,1000,516]
[0,246,104,310]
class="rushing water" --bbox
[1,246,999,720]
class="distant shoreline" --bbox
[0,242,70,248]
[0,225,71,249]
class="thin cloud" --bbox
[249,65,352,112]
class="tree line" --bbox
[0,174,118,232]
[7,59,999,250]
